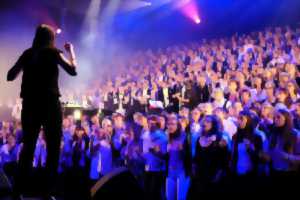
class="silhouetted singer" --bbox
[7,24,77,198]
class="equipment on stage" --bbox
[62,102,99,117]
[91,167,144,200]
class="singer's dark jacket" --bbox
[7,47,77,99]
[6,47,77,193]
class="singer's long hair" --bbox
[32,24,55,50]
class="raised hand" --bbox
[64,42,74,53]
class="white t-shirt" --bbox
[223,118,237,139]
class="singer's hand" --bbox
[64,42,73,53]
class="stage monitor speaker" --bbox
[91,167,144,200]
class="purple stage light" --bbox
[56,28,62,34]
[195,18,201,24]
[180,0,201,25]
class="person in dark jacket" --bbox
[268,109,298,193]
[7,24,77,197]
[231,110,263,193]
[189,115,229,197]
[195,74,210,104]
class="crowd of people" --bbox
[1,25,300,199]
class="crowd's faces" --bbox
[75,129,84,139]
[81,119,90,133]
[113,115,125,129]
[91,115,100,126]
[240,90,251,104]
[274,112,286,128]
[287,81,297,95]
[7,134,16,147]
[214,89,224,101]
[228,80,238,93]
[148,118,159,132]
[179,117,189,132]
[202,117,213,134]
[179,107,190,119]
[82,115,89,124]
[139,116,148,130]
[253,77,262,90]
[265,82,275,96]
[202,103,213,115]
[133,113,142,125]
[102,119,113,134]
[167,117,178,134]
[241,62,249,72]
[158,116,166,130]
[261,105,273,119]
[67,115,75,126]
[191,108,201,123]
[231,102,243,118]
[285,64,296,79]
[63,118,70,130]
[276,90,288,103]
[198,75,206,87]
[279,73,290,88]
[229,60,237,71]
[269,67,277,79]
[236,73,246,88]
[119,86,126,94]
[2,121,10,131]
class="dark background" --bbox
[1,0,300,49]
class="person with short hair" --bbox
[275,88,290,109]
[264,81,277,105]
[240,89,252,109]
[143,115,168,200]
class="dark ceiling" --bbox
[1,0,300,49]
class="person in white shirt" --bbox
[11,98,22,121]
[212,88,231,110]
[214,107,237,140]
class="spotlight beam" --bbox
[179,0,201,24]
[120,0,152,12]
[81,0,102,46]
